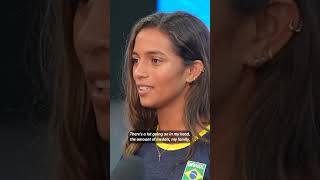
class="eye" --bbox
[152,58,161,64]
[132,58,139,64]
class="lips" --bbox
[137,85,153,96]
[94,80,110,91]
[86,71,110,110]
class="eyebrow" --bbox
[132,51,166,57]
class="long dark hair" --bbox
[40,0,107,179]
[122,12,210,157]
[232,0,320,179]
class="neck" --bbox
[157,89,188,131]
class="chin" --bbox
[94,108,109,141]
[99,130,108,141]
[140,99,157,108]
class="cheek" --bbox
[212,18,244,107]
[155,66,187,95]
[212,55,243,108]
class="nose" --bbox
[133,60,149,80]
[77,0,109,53]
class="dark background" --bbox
[0,1,51,179]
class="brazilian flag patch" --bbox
[181,160,206,180]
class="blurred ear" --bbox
[186,60,205,83]
[245,0,301,67]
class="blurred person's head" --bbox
[40,0,108,179]
[212,0,320,179]
[122,12,210,156]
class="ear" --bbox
[186,60,205,83]
[245,0,301,67]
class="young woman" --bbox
[40,0,108,179]
[122,12,210,180]
[212,0,320,179]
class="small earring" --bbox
[289,19,303,32]
[265,49,273,60]
[201,68,205,73]
[187,77,196,83]
[249,56,266,67]
[248,54,267,67]
[249,49,274,67]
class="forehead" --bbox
[133,27,175,55]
